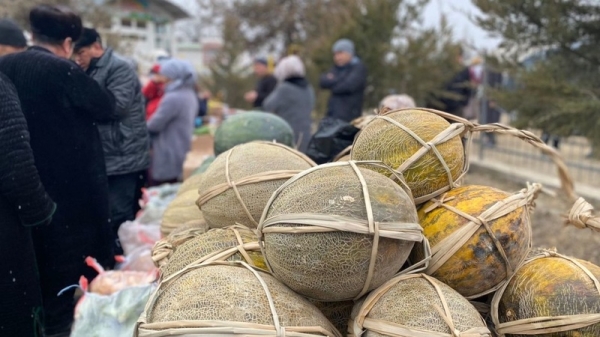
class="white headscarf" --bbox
[274,55,305,81]
[379,94,416,110]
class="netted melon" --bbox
[137,262,341,337]
[159,225,266,279]
[161,189,207,237]
[259,161,424,302]
[351,108,465,203]
[191,155,215,176]
[350,274,491,337]
[413,184,539,299]
[176,172,204,196]
[492,250,600,337]
[333,146,352,162]
[213,111,295,156]
[197,141,315,229]
[309,300,354,335]
[152,226,208,268]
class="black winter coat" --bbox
[0,72,55,337]
[319,57,368,122]
[86,48,150,175]
[0,46,115,334]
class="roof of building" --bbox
[106,0,191,20]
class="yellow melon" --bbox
[414,185,537,299]
[351,108,465,203]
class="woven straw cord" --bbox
[257,160,426,301]
[196,141,315,227]
[136,261,341,337]
[349,273,491,337]
[333,145,352,162]
[491,250,600,336]
[152,227,208,268]
[423,183,541,299]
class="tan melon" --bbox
[197,141,315,229]
[351,108,465,203]
[159,225,266,280]
[176,172,204,196]
[137,262,341,337]
[259,161,423,302]
[413,184,539,299]
[309,300,355,335]
[350,274,491,337]
[160,189,206,237]
[152,226,208,268]
[492,250,600,337]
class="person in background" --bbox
[0,19,28,56]
[319,38,368,122]
[0,5,115,336]
[244,57,277,108]
[73,27,150,255]
[147,59,199,186]
[379,94,416,112]
[427,48,472,119]
[143,64,164,120]
[263,55,314,153]
[0,72,56,337]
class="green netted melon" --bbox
[213,111,295,156]
[493,251,600,337]
[351,108,465,203]
[350,274,490,337]
[259,163,421,302]
[140,263,341,337]
[413,185,533,299]
[309,300,354,335]
[191,155,215,177]
[160,226,266,279]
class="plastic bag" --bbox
[136,184,181,225]
[116,246,156,273]
[306,117,360,164]
[118,220,160,256]
[84,257,156,296]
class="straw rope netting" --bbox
[491,250,600,336]
[419,183,540,299]
[258,161,430,302]
[152,226,208,268]
[196,141,315,229]
[352,107,596,232]
[136,261,342,337]
[349,273,491,337]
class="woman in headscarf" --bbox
[147,59,199,186]
[263,55,314,153]
[379,94,416,112]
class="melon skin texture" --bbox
[213,111,295,155]
[262,165,418,302]
[497,255,600,337]
[308,300,354,335]
[414,185,531,298]
[351,109,464,202]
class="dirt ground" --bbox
[464,166,600,265]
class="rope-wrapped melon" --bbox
[491,250,600,336]
[351,108,467,204]
[258,161,425,302]
[159,225,266,280]
[309,300,355,335]
[413,184,540,299]
[350,274,491,337]
[197,141,315,229]
[136,261,341,337]
[191,155,215,177]
[176,172,204,196]
[152,226,208,268]
[161,189,207,237]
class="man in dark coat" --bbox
[0,72,56,337]
[244,57,278,108]
[74,27,150,255]
[0,5,115,336]
[319,38,368,122]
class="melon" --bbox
[191,155,215,176]
[197,141,315,229]
[492,250,600,337]
[351,108,465,203]
[152,226,208,268]
[414,185,537,299]
[159,226,266,280]
[137,262,341,337]
[333,146,352,162]
[213,111,295,155]
[309,300,355,335]
[350,274,491,337]
[161,189,207,237]
[176,172,204,196]
[259,162,423,302]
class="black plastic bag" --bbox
[306,117,360,164]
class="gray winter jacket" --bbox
[263,77,314,153]
[87,48,150,175]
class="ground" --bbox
[464,166,600,265]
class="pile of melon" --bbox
[138,109,598,337]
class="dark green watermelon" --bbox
[213,111,294,155]
[191,156,215,176]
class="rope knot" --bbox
[424,194,456,214]
[568,197,593,230]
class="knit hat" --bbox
[74,27,101,51]
[332,38,354,55]
[274,55,305,81]
[0,19,27,47]
[254,56,268,66]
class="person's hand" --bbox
[201,91,212,100]
[244,90,258,102]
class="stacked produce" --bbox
[131,108,600,337]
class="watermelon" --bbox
[191,156,215,176]
[213,111,295,155]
